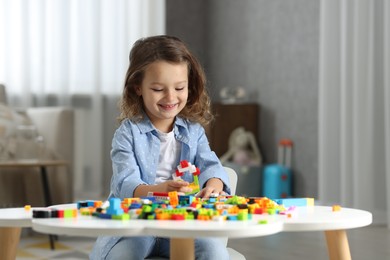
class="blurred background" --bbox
[1,0,389,228]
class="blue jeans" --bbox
[104,236,229,260]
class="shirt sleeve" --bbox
[194,125,232,194]
[110,122,146,198]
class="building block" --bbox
[332,205,341,212]
[173,160,201,195]
[106,198,124,215]
[275,198,314,207]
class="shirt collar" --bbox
[136,114,189,135]
[137,116,155,134]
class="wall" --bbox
[72,96,120,199]
[166,0,319,197]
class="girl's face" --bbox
[136,60,189,132]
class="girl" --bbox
[90,35,230,260]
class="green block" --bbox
[112,214,130,220]
[64,209,75,218]
[267,208,276,215]
[237,212,248,221]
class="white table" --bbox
[281,206,372,231]
[32,204,283,260]
[0,204,372,260]
[0,208,32,260]
[278,206,372,260]
[0,159,69,249]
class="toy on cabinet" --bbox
[220,127,262,166]
[207,103,259,157]
[220,127,263,197]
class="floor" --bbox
[227,224,390,260]
[17,225,390,260]
[17,231,95,260]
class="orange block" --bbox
[94,201,103,208]
[168,191,179,206]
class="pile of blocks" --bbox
[75,195,313,222]
[29,195,321,222]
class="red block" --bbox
[180,160,189,168]
[171,214,185,220]
[175,169,183,177]
[254,208,265,214]
[193,167,200,176]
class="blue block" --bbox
[227,215,238,221]
[77,200,95,209]
[97,213,112,219]
[109,198,121,209]
[140,196,156,202]
[275,198,313,207]
[129,203,142,209]
[106,198,124,215]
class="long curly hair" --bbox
[118,35,213,127]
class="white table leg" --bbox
[0,227,21,260]
[324,230,351,260]
[170,238,195,260]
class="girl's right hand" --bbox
[134,180,192,197]
[164,180,192,193]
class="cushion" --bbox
[1,102,32,127]
[0,103,43,160]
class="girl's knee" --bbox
[106,237,155,260]
[195,238,229,260]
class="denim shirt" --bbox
[90,116,230,259]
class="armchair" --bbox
[0,84,75,207]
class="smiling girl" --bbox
[90,35,230,260]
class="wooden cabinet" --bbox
[206,103,260,157]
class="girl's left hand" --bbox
[196,178,225,198]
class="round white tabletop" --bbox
[0,208,32,227]
[143,218,283,238]
[1,204,373,235]
[277,205,373,232]
[33,216,145,237]
[1,203,373,260]
[32,210,283,238]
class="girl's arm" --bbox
[193,125,231,197]
[110,124,144,198]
